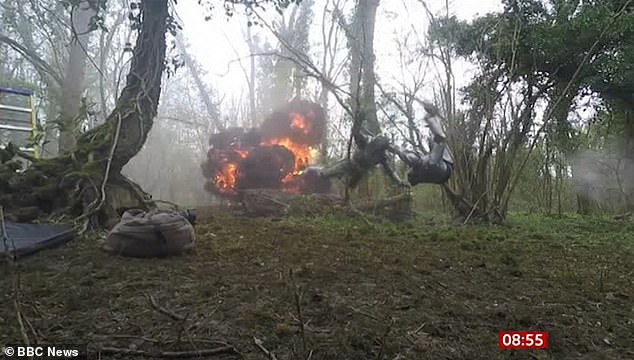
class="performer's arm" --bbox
[386,144,409,164]
[380,158,409,187]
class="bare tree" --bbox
[175,33,221,131]
[316,0,349,159]
[246,22,258,126]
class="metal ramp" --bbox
[0,86,39,166]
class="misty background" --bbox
[1,0,632,216]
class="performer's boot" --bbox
[424,112,446,142]
[416,99,447,142]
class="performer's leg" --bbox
[380,158,409,188]
[320,159,350,178]
[424,115,446,142]
[347,171,365,189]
[429,141,447,165]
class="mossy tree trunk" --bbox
[0,0,169,228]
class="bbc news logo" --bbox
[2,345,84,358]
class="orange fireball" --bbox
[203,100,326,196]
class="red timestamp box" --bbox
[498,331,548,350]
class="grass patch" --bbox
[1,212,633,359]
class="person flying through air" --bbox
[306,111,409,189]
[398,99,453,185]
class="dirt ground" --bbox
[1,210,633,359]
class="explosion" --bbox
[201,100,328,198]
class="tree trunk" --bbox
[59,0,97,152]
[556,161,563,215]
[622,106,634,211]
[318,83,329,160]
[0,0,169,227]
[348,0,379,199]
[99,9,127,123]
[246,24,257,127]
[358,0,380,134]
[346,2,362,116]
[99,0,168,174]
[545,140,553,213]
[345,0,380,132]
[577,193,592,215]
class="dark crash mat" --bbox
[1,222,74,263]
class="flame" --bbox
[210,138,314,192]
[214,162,239,192]
[290,112,311,135]
[261,137,314,184]
[204,102,325,195]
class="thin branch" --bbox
[289,269,307,356]
[147,293,186,321]
[251,9,355,117]
[98,346,237,358]
[254,337,279,360]
[0,33,64,85]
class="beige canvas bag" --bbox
[103,209,195,257]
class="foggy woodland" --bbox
[1,0,632,222]
[1,0,633,359]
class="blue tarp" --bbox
[0,86,33,96]
[1,222,74,262]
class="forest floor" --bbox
[1,210,633,360]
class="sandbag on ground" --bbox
[103,209,195,258]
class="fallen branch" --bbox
[614,212,632,221]
[253,337,279,360]
[354,193,412,212]
[349,306,380,321]
[352,194,414,223]
[100,334,161,343]
[93,334,234,348]
[346,200,374,226]
[376,317,395,360]
[98,346,237,358]
[239,190,290,216]
[289,269,307,356]
[14,300,30,346]
[463,190,489,225]
[147,294,186,321]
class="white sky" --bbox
[174,0,503,107]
